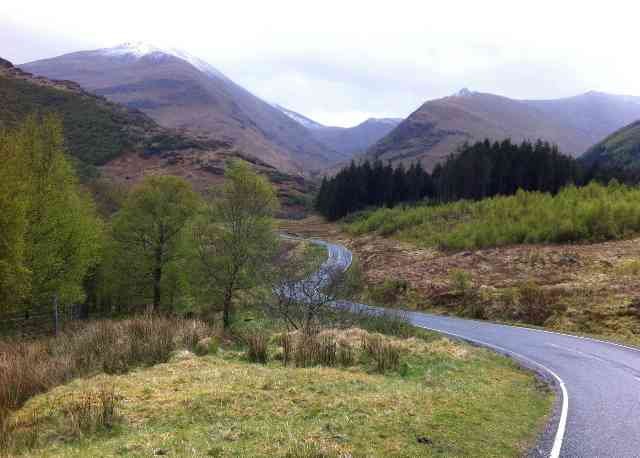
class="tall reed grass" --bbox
[0,317,212,415]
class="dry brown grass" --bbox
[0,317,213,416]
[283,217,640,344]
[246,334,269,364]
[6,339,551,457]
[275,327,467,375]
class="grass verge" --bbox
[4,316,552,457]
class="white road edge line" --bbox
[414,324,569,458]
[315,239,571,456]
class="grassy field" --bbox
[6,326,551,458]
[346,182,640,250]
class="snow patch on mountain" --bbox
[100,41,229,81]
[273,104,325,129]
[453,88,475,97]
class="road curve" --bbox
[311,238,640,458]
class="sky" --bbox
[1,0,639,127]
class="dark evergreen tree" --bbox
[315,138,587,221]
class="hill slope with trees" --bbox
[317,139,582,220]
[0,57,204,167]
[581,120,640,170]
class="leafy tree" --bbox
[193,160,279,328]
[0,115,102,311]
[0,126,29,308]
[109,175,201,312]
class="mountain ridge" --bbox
[367,89,640,169]
[21,42,340,174]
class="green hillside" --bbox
[0,61,198,166]
[581,120,640,169]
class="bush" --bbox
[337,342,355,367]
[194,337,219,356]
[279,331,355,369]
[361,334,401,373]
[450,270,472,294]
[347,182,640,250]
[62,387,121,437]
[367,279,409,305]
[514,282,555,325]
[0,317,213,414]
[246,335,269,364]
[351,309,414,338]
[293,334,337,368]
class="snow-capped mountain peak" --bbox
[99,41,228,81]
[453,88,474,97]
[101,41,162,57]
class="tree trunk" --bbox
[152,248,162,312]
[223,289,233,329]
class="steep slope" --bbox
[581,120,640,169]
[0,57,314,215]
[367,89,640,169]
[274,104,401,158]
[22,42,335,173]
[0,56,207,167]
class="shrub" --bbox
[281,333,294,366]
[616,260,640,276]
[194,337,219,356]
[361,335,401,373]
[367,279,409,305]
[280,332,352,368]
[515,282,563,326]
[63,387,121,437]
[346,182,640,250]
[353,310,414,338]
[246,335,269,364]
[464,300,487,320]
[449,270,472,294]
[337,343,355,367]
[0,317,213,415]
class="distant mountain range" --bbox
[273,105,402,158]
[12,42,640,176]
[367,88,640,169]
[21,42,340,174]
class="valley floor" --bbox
[280,217,640,346]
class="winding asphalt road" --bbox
[310,238,640,458]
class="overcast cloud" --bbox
[1,0,639,127]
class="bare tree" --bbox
[268,242,359,331]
